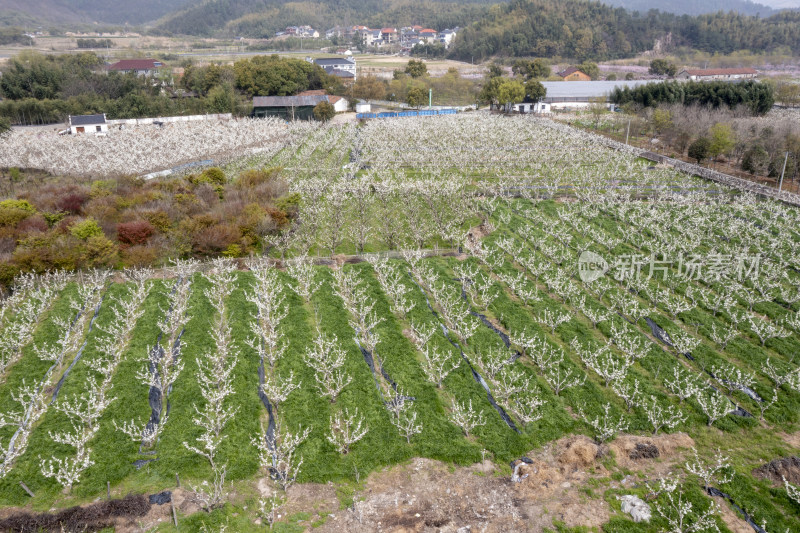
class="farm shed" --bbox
[540,80,650,109]
[675,68,758,81]
[68,113,108,135]
[296,90,349,112]
[253,95,336,120]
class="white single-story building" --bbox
[356,102,371,113]
[675,68,758,81]
[68,113,108,135]
[513,102,551,114]
[328,95,348,113]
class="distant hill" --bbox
[155,0,496,37]
[601,0,778,17]
[0,0,193,27]
[448,0,800,61]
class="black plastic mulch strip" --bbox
[706,370,763,403]
[706,487,767,533]
[138,278,188,455]
[133,458,157,470]
[351,313,418,411]
[645,317,673,347]
[354,337,383,393]
[257,354,277,448]
[455,278,520,357]
[408,272,519,433]
[51,295,105,402]
[6,294,100,456]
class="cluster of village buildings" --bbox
[341,25,458,51]
[274,24,460,52]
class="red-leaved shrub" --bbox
[57,192,88,214]
[117,220,155,246]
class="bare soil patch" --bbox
[779,430,800,450]
[608,432,695,473]
[711,494,755,533]
[294,434,694,532]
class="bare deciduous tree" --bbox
[650,477,721,533]
[685,448,733,489]
[449,399,486,437]
[304,330,352,403]
[579,403,627,444]
[327,407,368,454]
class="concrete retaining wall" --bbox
[107,113,233,127]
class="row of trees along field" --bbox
[0,52,343,126]
[448,0,800,61]
[610,80,775,117]
[586,83,799,183]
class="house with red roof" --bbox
[381,28,398,44]
[107,59,164,77]
[419,29,438,43]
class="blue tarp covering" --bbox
[357,108,459,120]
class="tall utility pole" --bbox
[429,88,432,108]
[625,119,631,145]
[778,151,789,192]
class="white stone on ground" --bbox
[618,494,651,523]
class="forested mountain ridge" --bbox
[448,0,800,61]
[0,0,192,26]
[155,0,495,37]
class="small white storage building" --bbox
[328,95,349,113]
[513,102,551,114]
[69,114,108,135]
[356,102,371,113]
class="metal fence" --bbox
[592,133,800,207]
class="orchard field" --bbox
[0,115,800,531]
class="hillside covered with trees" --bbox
[0,0,192,26]
[448,0,800,61]
[156,0,494,38]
